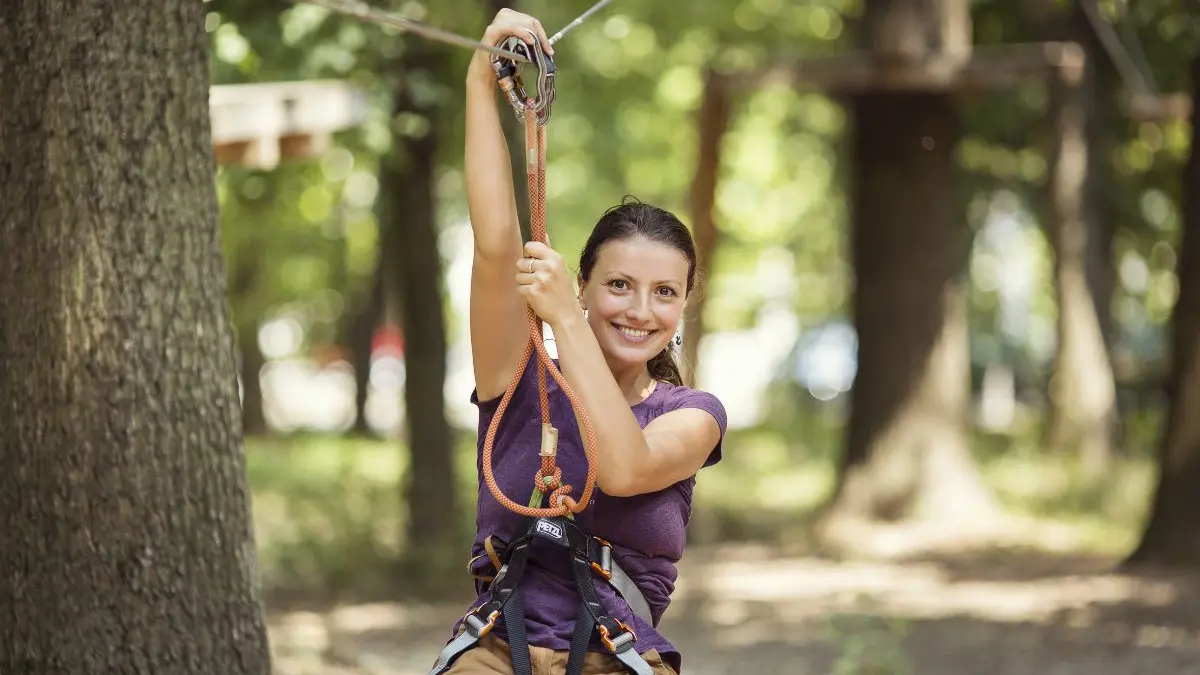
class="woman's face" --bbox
[579,236,690,372]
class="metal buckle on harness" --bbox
[464,608,500,639]
[598,618,637,653]
[591,537,613,580]
[490,29,556,125]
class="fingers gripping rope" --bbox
[481,48,599,519]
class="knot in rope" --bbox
[534,464,563,493]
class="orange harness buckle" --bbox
[598,618,636,652]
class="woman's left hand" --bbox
[516,241,579,327]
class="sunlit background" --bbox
[199,0,1200,672]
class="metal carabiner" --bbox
[490,29,556,126]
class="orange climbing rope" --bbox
[480,42,599,518]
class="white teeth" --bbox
[618,326,650,338]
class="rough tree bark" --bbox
[1123,58,1200,568]
[0,1,271,673]
[1042,0,1119,471]
[680,67,731,386]
[824,0,996,526]
[381,43,463,591]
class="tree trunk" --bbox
[228,252,269,438]
[824,0,995,526]
[1042,1,1118,471]
[0,2,271,672]
[829,91,995,524]
[681,67,731,386]
[224,181,277,439]
[1123,58,1200,568]
[348,263,384,436]
[239,328,269,437]
[381,44,463,593]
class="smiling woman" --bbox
[575,201,697,390]
[434,8,729,675]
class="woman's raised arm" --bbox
[464,9,553,400]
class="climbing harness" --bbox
[287,2,655,671]
[468,524,655,628]
[428,516,655,675]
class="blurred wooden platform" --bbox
[717,40,1190,123]
[210,80,370,169]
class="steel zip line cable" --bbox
[289,0,613,60]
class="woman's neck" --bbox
[610,365,655,405]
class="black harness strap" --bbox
[428,517,655,675]
[503,584,533,675]
[563,601,595,675]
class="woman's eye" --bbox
[657,286,676,296]
[611,280,628,290]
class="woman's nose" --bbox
[623,293,652,319]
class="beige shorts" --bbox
[442,634,679,675]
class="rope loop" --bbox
[478,57,599,519]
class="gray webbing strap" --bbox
[614,648,655,675]
[608,560,655,627]
[428,628,480,674]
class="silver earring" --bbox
[673,324,683,347]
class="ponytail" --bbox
[647,344,683,387]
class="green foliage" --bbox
[246,433,481,601]
[952,1,1200,386]
[204,0,871,359]
[204,0,1200,375]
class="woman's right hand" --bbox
[468,8,555,84]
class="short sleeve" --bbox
[470,354,541,416]
[662,387,727,468]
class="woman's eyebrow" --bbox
[606,271,684,288]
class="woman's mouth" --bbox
[612,324,657,344]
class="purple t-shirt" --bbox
[455,355,726,673]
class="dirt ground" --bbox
[266,522,1200,675]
